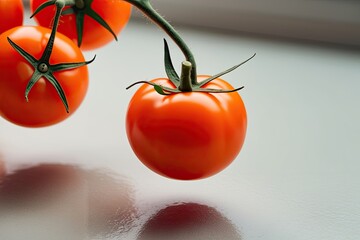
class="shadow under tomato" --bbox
[137,202,241,240]
[0,158,4,180]
[0,163,137,239]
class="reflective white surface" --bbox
[1,10,360,240]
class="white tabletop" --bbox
[0,9,360,240]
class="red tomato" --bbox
[30,0,131,50]
[0,26,89,127]
[126,76,247,180]
[0,0,24,34]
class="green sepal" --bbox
[154,85,171,95]
[126,80,181,95]
[51,55,96,72]
[163,39,180,86]
[7,37,37,65]
[76,11,85,47]
[46,72,70,113]
[30,0,56,18]
[25,71,43,102]
[61,7,75,15]
[192,86,244,93]
[197,53,256,87]
[86,8,118,41]
[73,0,118,47]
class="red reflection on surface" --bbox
[0,163,137,238]
[137,202,241,240]
[0,164,83,205]
[0,158,4,180]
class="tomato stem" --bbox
[75,0,85,9]
[40,0,65,62]
[38,63,49,73]
[179,61,193,92]
[125,0,197,84]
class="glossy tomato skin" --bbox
[30,0,131,50]
[0,26,89,127]
[0,0,24,34]
[126,76,247,180]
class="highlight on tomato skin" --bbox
[0,26,89,127]
[0,0,24,34]
[126,76,247,180]
[30,0,132,50]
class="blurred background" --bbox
[132,0,360,47]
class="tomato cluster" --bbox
[0,0,252,180]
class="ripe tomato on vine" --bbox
[125,39,255,180]
[0,0,255,180]
[0,1,94,127]
[30,0,131,50]
[126,76,247,180]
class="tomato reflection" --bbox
[137,202,241,240]
[0,163,137,238]
[0,164,83,205]
[0,158,4,180]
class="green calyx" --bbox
[12,0,95,112]
[31,0,117,47]
[121,0,255,95]
[126,39,256,95]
